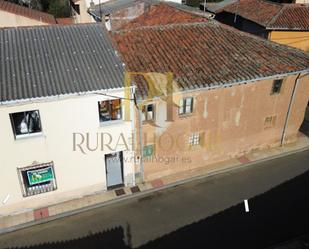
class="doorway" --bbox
[105,151,124,189]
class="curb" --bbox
[1,144,309,235]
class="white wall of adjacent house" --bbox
[73,0,95,23]
[0,89,135,211]
[0,10,49,27]
[294,0,309,3]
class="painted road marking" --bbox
[244,199,249,212]
[2,194,10,204]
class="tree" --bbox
[47,0,71,18]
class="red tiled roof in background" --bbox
[221,0,282,27]
[0,0,56,24]
[120,3,208,30]
[268,4,309,30]
[220,0,309,30]
[112,22,309,98]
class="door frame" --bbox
[105,151,124,190]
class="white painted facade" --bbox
[0,88,136,210]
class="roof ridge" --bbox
[113,20,219,33]
[267,3,285,27]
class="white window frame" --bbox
[10,110,43,139]
[179,97,193,115]
[142,104,155,122]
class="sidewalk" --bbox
[1,133,309,234]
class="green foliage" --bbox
[47,0,71,18]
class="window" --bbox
[10,110,42,138]
[18,162,57,197]
[271,79,283,94]
[189,133,200,146]
[142,104,154,122]
[179,97,193,115]
[264,116,277,128]
[99,99,122,123]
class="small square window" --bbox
[142,104,154,122]
[99,99,122,123]
[271,79,283,94]
[10,110,42,138]
[188,133,200,146]
[179,97,193,115]
[18,162,57,197]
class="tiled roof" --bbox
[112,21,309,98]
[268,4,309,30]
[220,0,309,30]
[221,0,282,27]
[0,0,56,25]
[0,24,124,103]
[120,3,208,30]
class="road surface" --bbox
[0,149,309,249]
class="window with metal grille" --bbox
[189,133,200,146]
[18,162,57,197]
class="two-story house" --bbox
[112,3,309,182]
[0,24,135,210]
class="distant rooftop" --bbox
[0,24,124,103]
[0,0,57,25]
[218,0,309,30]
[120,3,209,30]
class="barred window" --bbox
[18,162,57,197]
[189,133,200,146]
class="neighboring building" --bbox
[112,4,309,181]
[70,0,95,23]
[213,0,309,51]
[89,0,213,31]
[0,0,57,27]
[0,24,136,209]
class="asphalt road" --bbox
[1,149,309,249]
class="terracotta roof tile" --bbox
[221,0,282,27]
[112,22,309,98]
[220,0,309,30]
[268,4,309,30]
[0,0,56,25]
[120,3,208,30]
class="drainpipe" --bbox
[135,98,145,183]
[281,73,308,146]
